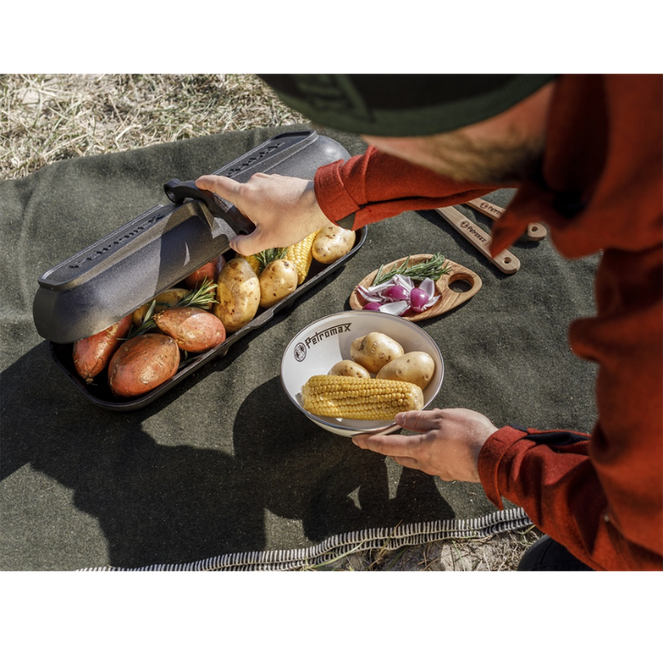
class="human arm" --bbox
[355,396,662,570]
[314,145,501,229]
[195,173,330,257]
[352,408,499,482]
[196,146,498,256]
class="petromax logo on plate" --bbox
[293,323,353,362]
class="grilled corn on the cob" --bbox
[286,231,318,285]
[301,374,424,420]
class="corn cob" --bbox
[286,231,318,285]
[301,374,424,420]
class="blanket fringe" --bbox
[79,507,532,572]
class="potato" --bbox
[328,359,371,379]
[376,351,436,390]
[213,258,260,333]
[154,306,226,352]
[350,332,404,374]
[132,288,190,327]
[234,252,263,276]
[312,225,356,264]
[73,314,132,383]
[259,259,298,308]
[108,333,180,397]
[184,255,226,289]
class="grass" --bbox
[1,73,543,570]
[0,74,302,180]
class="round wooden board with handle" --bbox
[349,254,482,322]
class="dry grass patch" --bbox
[0,74,301,179]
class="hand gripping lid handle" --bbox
[163,179,255,236]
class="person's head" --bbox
[259,74,557,184]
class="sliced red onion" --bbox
[357,275,412,301]
[409,288,430,312]
[377,301,411,316]
[383,284,410,302]
[356,274,439,317]
[356,283,390,302]
[419,278,436,296]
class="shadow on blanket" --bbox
[2,342,456,569]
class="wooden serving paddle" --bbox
[349,254,482,323]
[465,198,547,242]
[435,206,520,275]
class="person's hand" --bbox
[195,173,331,256]
[352,408,499,482]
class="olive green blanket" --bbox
[0,125,598,570]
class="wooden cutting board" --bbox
[349,254,482,323]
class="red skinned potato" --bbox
[108,333,180,397]
[153,306,226,352]
[73,314,132,383]
[184,256,226,289]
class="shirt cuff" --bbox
[478,425,529,510]
[314,160,361,225]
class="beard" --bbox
[364,130,545,186]
[367,128,547,185]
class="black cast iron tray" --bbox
[48,227,366,411]
[34,130,367,410]
[34,130,352,344]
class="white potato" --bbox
[213,258,260,333]
[312,225,356,264]
[328,359,371,379]
[376,351,436,389]
[350,332,404,374]
[259,259,299,308]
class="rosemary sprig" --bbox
[372,253,452,286]
[255,247,288,270]
[126,299,158,338]
[176,277,218,309]
[127,278,218,339]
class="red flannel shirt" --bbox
[313,74,663,570]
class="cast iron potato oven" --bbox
[33,131,367,410]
